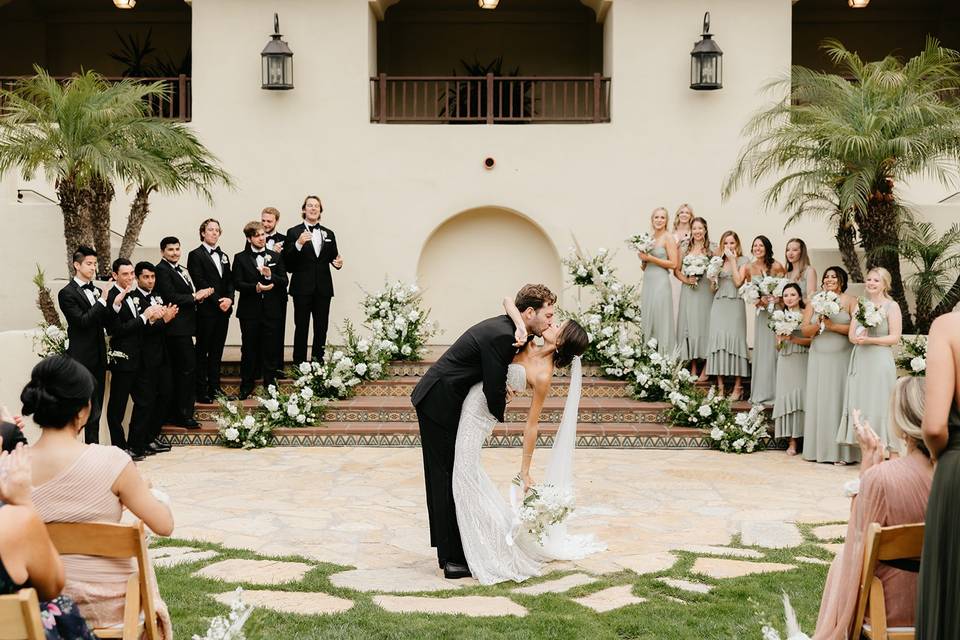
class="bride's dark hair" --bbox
[554,320,589,368]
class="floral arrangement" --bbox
[855,298,886,332]
[681,254,710,287]
[192,587,253,640]
[33,323,68,357]
[629,341,696,402]
[561,245,613,287]
[738,280,761,306]
[362,279,438,361]
[626,232,656,255]
[294,321,388,400]
[215,398,273,449]
[256,383,322,428]
[758,276,790,313]
[895,336,927,376]
[705,256,724,283]
[511,478,574,544]
[709,404,770,453]
[810,291,842,335]
[768,309,803,349]
[666,386,734,430]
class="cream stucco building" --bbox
[1,0,958,341]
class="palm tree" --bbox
[0,67,180,276]
[895,220,960,334]
[118,125,232,260]
[724,38,960,333]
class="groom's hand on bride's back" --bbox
[505,387,516,404]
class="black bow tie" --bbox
[82,282,95,292]
[252,250,265,255]
[307,225,320,232]
[208,247,222,255]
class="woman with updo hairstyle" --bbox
[813,376,933,639]
[22,355,176,638]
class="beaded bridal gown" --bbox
[452,358,605,585]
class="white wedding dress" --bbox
[452,357,605,585]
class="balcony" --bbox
[0,75,192,122]
[370,73,611,124]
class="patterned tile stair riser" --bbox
[219,360,608,379]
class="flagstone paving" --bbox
[796,556,832,566]
[194,559,313,585]
[154,550,219,568]
[573,585,647,612]
[141,447,857,590]
[372,595,528,617]
[819,543,845,556]
[676,545,764,559]
[811,524,848,541]
[656,577,713,594]
[214,590,355,615]
[513,573,596,595]
[690,558,796,579]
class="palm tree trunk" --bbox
[835,221,864,282]
[85,176,115,278]
[120,185,153,260]
[856,194,915,333]
[55,178,93,278]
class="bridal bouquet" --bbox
[738,281,761,306]
[768,309,803,349]
[511,478,575,544]
[855,298,886,335]
[215,399,273,449]
[757,276,790,313]
[681,254,710,287]
[895,336,927,376]
[626,232,656,254]
[705,256,724,283]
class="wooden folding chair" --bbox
[46,520,159,640]
[850,522,925,640]
[0,588,46,640]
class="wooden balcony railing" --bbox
[0,75,191,121]
[370,73,611,124]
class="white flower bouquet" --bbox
[855,297,886,333]
[33,322,67,357]
[895,336,927,376]
[511,479,575,544]
[626,232,656,255]
[810,291,841,335]
[738,281,761,306]
[709,404,769,454]
[758,276,790,313]
[705,256,724,282]
[681,254,710,287]
[767,309,803,349]
[214,398,273,449]
[362,278,438,361]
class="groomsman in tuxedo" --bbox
[155,236,214,428]
[105,258,164,459]
[131,262,177,452]
[261,206,287,372]
[283,195,343,365]
[233,221,288,399]
[57,246,109,443]
[188,219,235,404]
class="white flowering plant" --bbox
[295,321,389,401]
[855,297,887,331]
[681,254,710,287]
[626,232,656,255]
[561,245,613,287]
[629,341,696,402]
[666,386,734,431]
[33,323,68,357]
[768,309,803,349]
[256,382,323,428]
[214,398,273,449]
[709,404,770,453]
[362,279,438,361]
[192,587,253,640]
[511,478,574,544]
[895,335,927,376]
[705,255,725,283]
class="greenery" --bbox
[440,56,533,122]
[891,220,960,334]
[362,280,438,361]
[156,523,839,639]
[724,38,960,333]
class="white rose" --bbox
[332,351,343,361]
[698,405,712,417]
[299,362,311,374]
[407,310,420,321]
[576,266,588,277]
[300,387,314,399]
[710,427,723,440]
[910,356,926,373]
[355,363,368,376]
[242,415,255,428]
[330,376,343,388]
[646,338,658,349]
[224,427,239,441]
[370,363,382,375]
[286,404,300,417]
[401,344,412,356]
[386,328,398,340]
[227,403,238,414]
[296,413,307,423]
[357,340,369,353]
[264,399,280,413]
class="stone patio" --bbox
[142,447,856,590]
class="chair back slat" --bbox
[0,588,46,640]
[46,521,141,557]
[876,523,925,562]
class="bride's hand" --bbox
[520,472,533,493]
[513,324,528,347]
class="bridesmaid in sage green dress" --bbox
[801,266,859,464]
[705,231,750,399]
[744,235,786,405]
[773,283,811,456]
[784,237,817,300]
[638,207,679,355]
[838,267,902,451]
[675,217,714,380]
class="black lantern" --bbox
[690,12,723,90]
[261,13,293,90]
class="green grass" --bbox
[156,523,845,639]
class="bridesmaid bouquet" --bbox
[705,256,724,283]
[757,276,790,313]
[855,298,886,335]
[810,291,841,334]
[626,232,656,254]
[767,309,803,350]
[681,254,710,287]
[738,281,761,306]
[510,477,575,544]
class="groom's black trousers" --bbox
[416,406,467,567]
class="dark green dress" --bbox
[917,401,960,639]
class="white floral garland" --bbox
[362,279,438,361]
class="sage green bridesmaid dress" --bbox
[705,256,750,377]
[750,291,779,405]
[802,306,859,463]
[773,327,809,439]
[640,246,676,355]
[837,300,897,448]
[676,251,714,361]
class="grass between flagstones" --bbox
[156,522,845,639]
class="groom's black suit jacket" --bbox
[411,315,517,428]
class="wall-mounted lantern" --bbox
[848,0,870,7]
[478,0,500,8]
[113,0,136,8]
[690,12,723,91]
[261,13,294,90]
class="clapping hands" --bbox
[0,438,33,507]
[853,408,884,473]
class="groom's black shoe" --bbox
[443,562,472,579]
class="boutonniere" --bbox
[93,288,101,299]
[220,254,229,265]
[133,297,141,309]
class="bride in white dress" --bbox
[452,298,605,585]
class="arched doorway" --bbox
[417,206,563,340]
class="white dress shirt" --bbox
[111,284,146,323]
[204,242,224,277]
[74,277,106,307]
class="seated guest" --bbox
[813,376,933,639]
[20,355,175,638]
[0,441,97,639]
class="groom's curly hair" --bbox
[514,284,556,312]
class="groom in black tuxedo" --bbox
[411,284,556,578]
[283,195,342,365]
[57,245,109,443]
